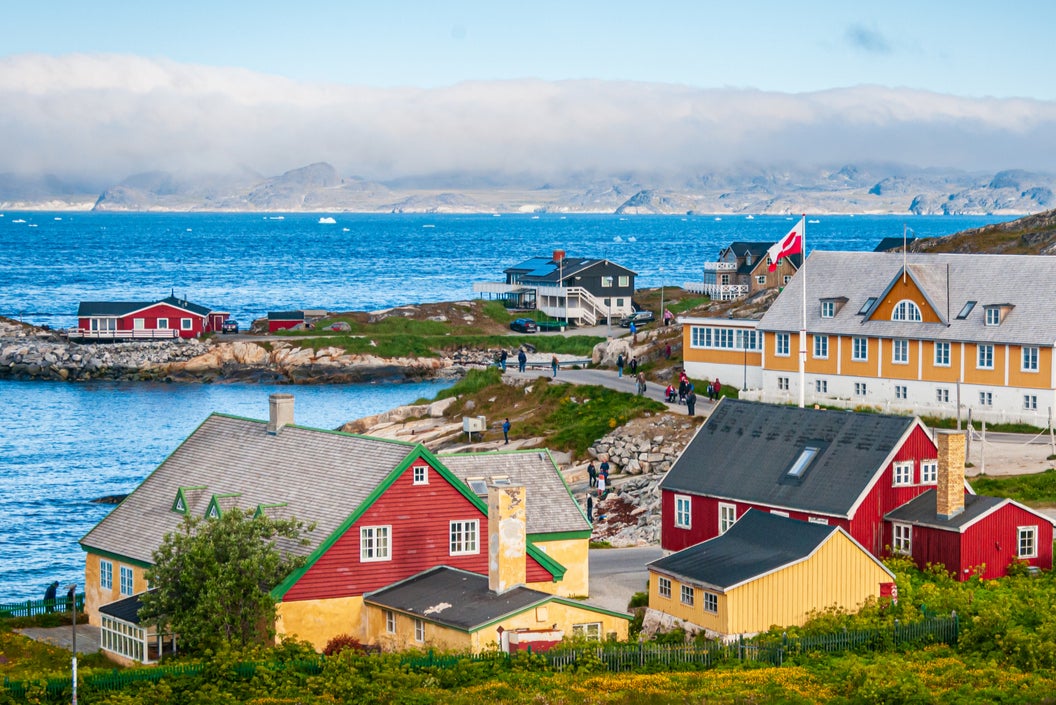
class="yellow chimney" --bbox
[935,429,966,519]
[488,484,527,594]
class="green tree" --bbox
[139,507,311,652]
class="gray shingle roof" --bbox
[648,509,839,590]
[364,566,552,630]
[80,414,418,564]
[440,451,589,535]
[759,252,1056,345]
[660,399,918,517]
[884,490,1007,531]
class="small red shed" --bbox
[267,310,306,333]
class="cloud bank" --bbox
[2,53,1055,185]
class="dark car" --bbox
[509,318,538,333]
[221,320,240,334]
[619,310,654,327]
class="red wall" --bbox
[80,303,205,338]
[269,320,302,333]
[283,461,552,602]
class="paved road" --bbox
[585,545,664,613]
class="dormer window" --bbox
[892,300,922,322]
[984,304,1013,326]
[821,301,835,318]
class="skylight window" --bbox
[787,446,820,479]
[857,298,877,315]
[467,479,488,495]
[956,301,976,320]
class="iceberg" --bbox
[318,216,337,224]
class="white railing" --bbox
[472,281,521,294]
[703,262,738,271]
[475,281,620,327]
[65,328,180,340]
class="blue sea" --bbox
[0,211,1013,602]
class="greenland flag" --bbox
[767,217,805,271]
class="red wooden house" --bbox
[267,310,307,333]
[75,295,227,340]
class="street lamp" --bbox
[67,583,78,705]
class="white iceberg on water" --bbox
[318,216,337,224]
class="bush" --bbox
[323,634,375,656]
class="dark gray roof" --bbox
[505,256,636,284]
[267,310,305,320]
[440,450,589,535]
[364,566,551,630]
[759,252,1056,345]
[884,490,1007,531]
[648,509,839,590]
[77,296,213,318]
[660,399,918,517]
[873,236,916,252]
[98,589,154,624]
[80,414,418,564]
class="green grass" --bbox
[532,383,667,455]
[921,415,1047,435]
[277,331,603,358]
[968,467,1056,505]
[434,367,504,400]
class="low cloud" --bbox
[1,53,1054,185]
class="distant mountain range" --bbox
[2,162,1054,215]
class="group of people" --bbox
[615,353,639,378]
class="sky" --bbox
[2,1,1056,185]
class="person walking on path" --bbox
[599,457,610,482]
[664,309,674,326]
[551,355,559,377]
[636,372,647,396]
[499,349,508,372]
[678,375,688,404]
[596,472,607,498]
[587,460,598,488]
[630,321,637,344]
[517,348,527,373]
[686,388,697,416]
[629,356,638,375]
[502,418,511,444]
[712,378,722,401]
[616,353,625,377]
[586,494,594,524]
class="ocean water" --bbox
[0,211,1014,602]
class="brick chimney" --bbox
[267,393,295,435]
[488,484,527,595]
[935,429,966,520]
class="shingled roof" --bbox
[885,490,1023,531]
[661,399,921,517]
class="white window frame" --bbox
[921,460,937,484]
[703,592,718,614]
[601,276,613,288]
[852,337,868,362]
[449,519,479,556]
[719,503,737,534]
[778,376,789,391]
[892,339,909,364]
[756,275,767,285]
[157,318,169,329]
[1025,395,1038,411]
[854,382,867,396]
[1022,346,1039,372]
[895,385,907,400]
[100,559,113,590]
[893,523,912,555]
[979,391,993,407]
[680,584,695,607]
[936,388,950,403]
[413,466,428,485]
[985,307,1001,326]
[893,461,914,486]
[360,525,392,562]
[820,301,835,318]
[618,275,630,287]
[572,623,602,641]
[934,341,950,367]
[414,618,425,642]
[813,334,828,359]
[119,565,134,596]
[385,609,396,634]
[815,379,828,393]
[776,333,790,357]
[977,344,994,370]
[133,318,145,330]
[657,576,671,599]
[674,494,692,529]
[181,318,193,330]
[1018,526,1038,558]
[892,300,922,322]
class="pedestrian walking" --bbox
[636,372,647,396]
[586,494,594,523]
[599,457,610,481]
[629,356,638,375]
[712,378,722,401]
[587,460,598,488]
[664,343,671,359]
[678,377,688,404]
[596,472,606,498]
[499,349,508,372]
[517,348,527,373]
[502,418,511,444]
[551,355,559,377]
[664,309,674,326]
[616,353,625,377]
[686,388,697,416]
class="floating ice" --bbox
[318,217,337,224]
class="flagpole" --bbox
[799,214,806,408]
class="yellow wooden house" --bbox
[647,509,895,638]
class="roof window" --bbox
[956,301,976,320]
[857,297,877,315]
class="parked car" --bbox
[619,310,654,327]
[221,320,240,334]
[510,318,538,333]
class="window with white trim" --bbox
[413,466,428,485]
[815,379,828,393]
[1025,395,1038,411]
[921,460,937,484]
[977,344,994,370]
[813,335,828,359]
[979,392,993,407]
[776,333,790,357]
[385,609,396,634]
[414,618,425,642]
[756,275,766,285]
[852,337,868,361]
[360,526,391,562]
[119,566,134,596]
[893,461,914,486]
[892,300,922,321]
[181,318,193,330]
[719,503,737,534]
[1018,526,1038,558]
[681,584,695,607]
[892,339,909,364]
[1022,347,1039,372]
[449,520,479,555]
[157,318,169,329]
[893,524,912,555]
[936,388,950,403]
[895,385,907,400]
[778,377,789,391]
[703,592,718,614]
[601,276,613,288]
[934,342,950,367]
[821,301,835,318]
[657,576,671,599]
[573,623,602,641]
[674,495,692,529]
[854,382,867,396]
[100,560,113,590]
[618,276,630,287]
[985,307,1001,326]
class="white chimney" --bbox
[488,484,527,595]
[267,393,295,435]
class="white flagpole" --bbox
[799,215,807,408]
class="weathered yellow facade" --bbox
[276,596,365,651]
[649,531,892,636]
[528,536,589,597]
[83,551,151,626]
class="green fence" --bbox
[0,593,84,619]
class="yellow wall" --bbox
[647,571,727,634]
[764,332,798,372]
[1010,346,1052,388]
[807,335,839,375]
[961,343,1007,385]
[84,552,151,627]
[276,596,364,651]
[869,278,943,323]
[528,537,589,597]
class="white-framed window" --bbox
[413,466,428,485]
[181,318,193,330]
[756,275,766,285]
[1022,347,1039,372]
[979,391,993,406]
[985,307,1001,326]
[854,382,867,396]
[385,609,396,634]
[893,524,912,555]
[893,461,914,486]
[977,344,994,370]
[892,339,909,364]
[895,385,907,400]
[1025,395,1038,410]
[1018,526,1038,558]
[601,276,613,288]
[119,566,134,596]
[616,298,624,307]
[813,335,828,359]
[934,342,950,367]
[133,318,145,330]
[921,460,938,484]
[776,333,790,357]
[778,376,789,391]
[657,576,671,599]
[852,337,868,361]
[90,317,118,331]
[821,301,835,318]
[100,559,113,590]
[360,525,391,562]
[572,623,602,641]
[449,520,479,555]
[414,618,425,642]
[892,300,922,322]
[815,380,828,393]
[936,388,950,403]
[618,275,630,287]
[681,584,695,607]
[808,517,829,525]
[157,318,169,329]
[719,503,737,534]
[674,495,692,529]
[703,592,718,614]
